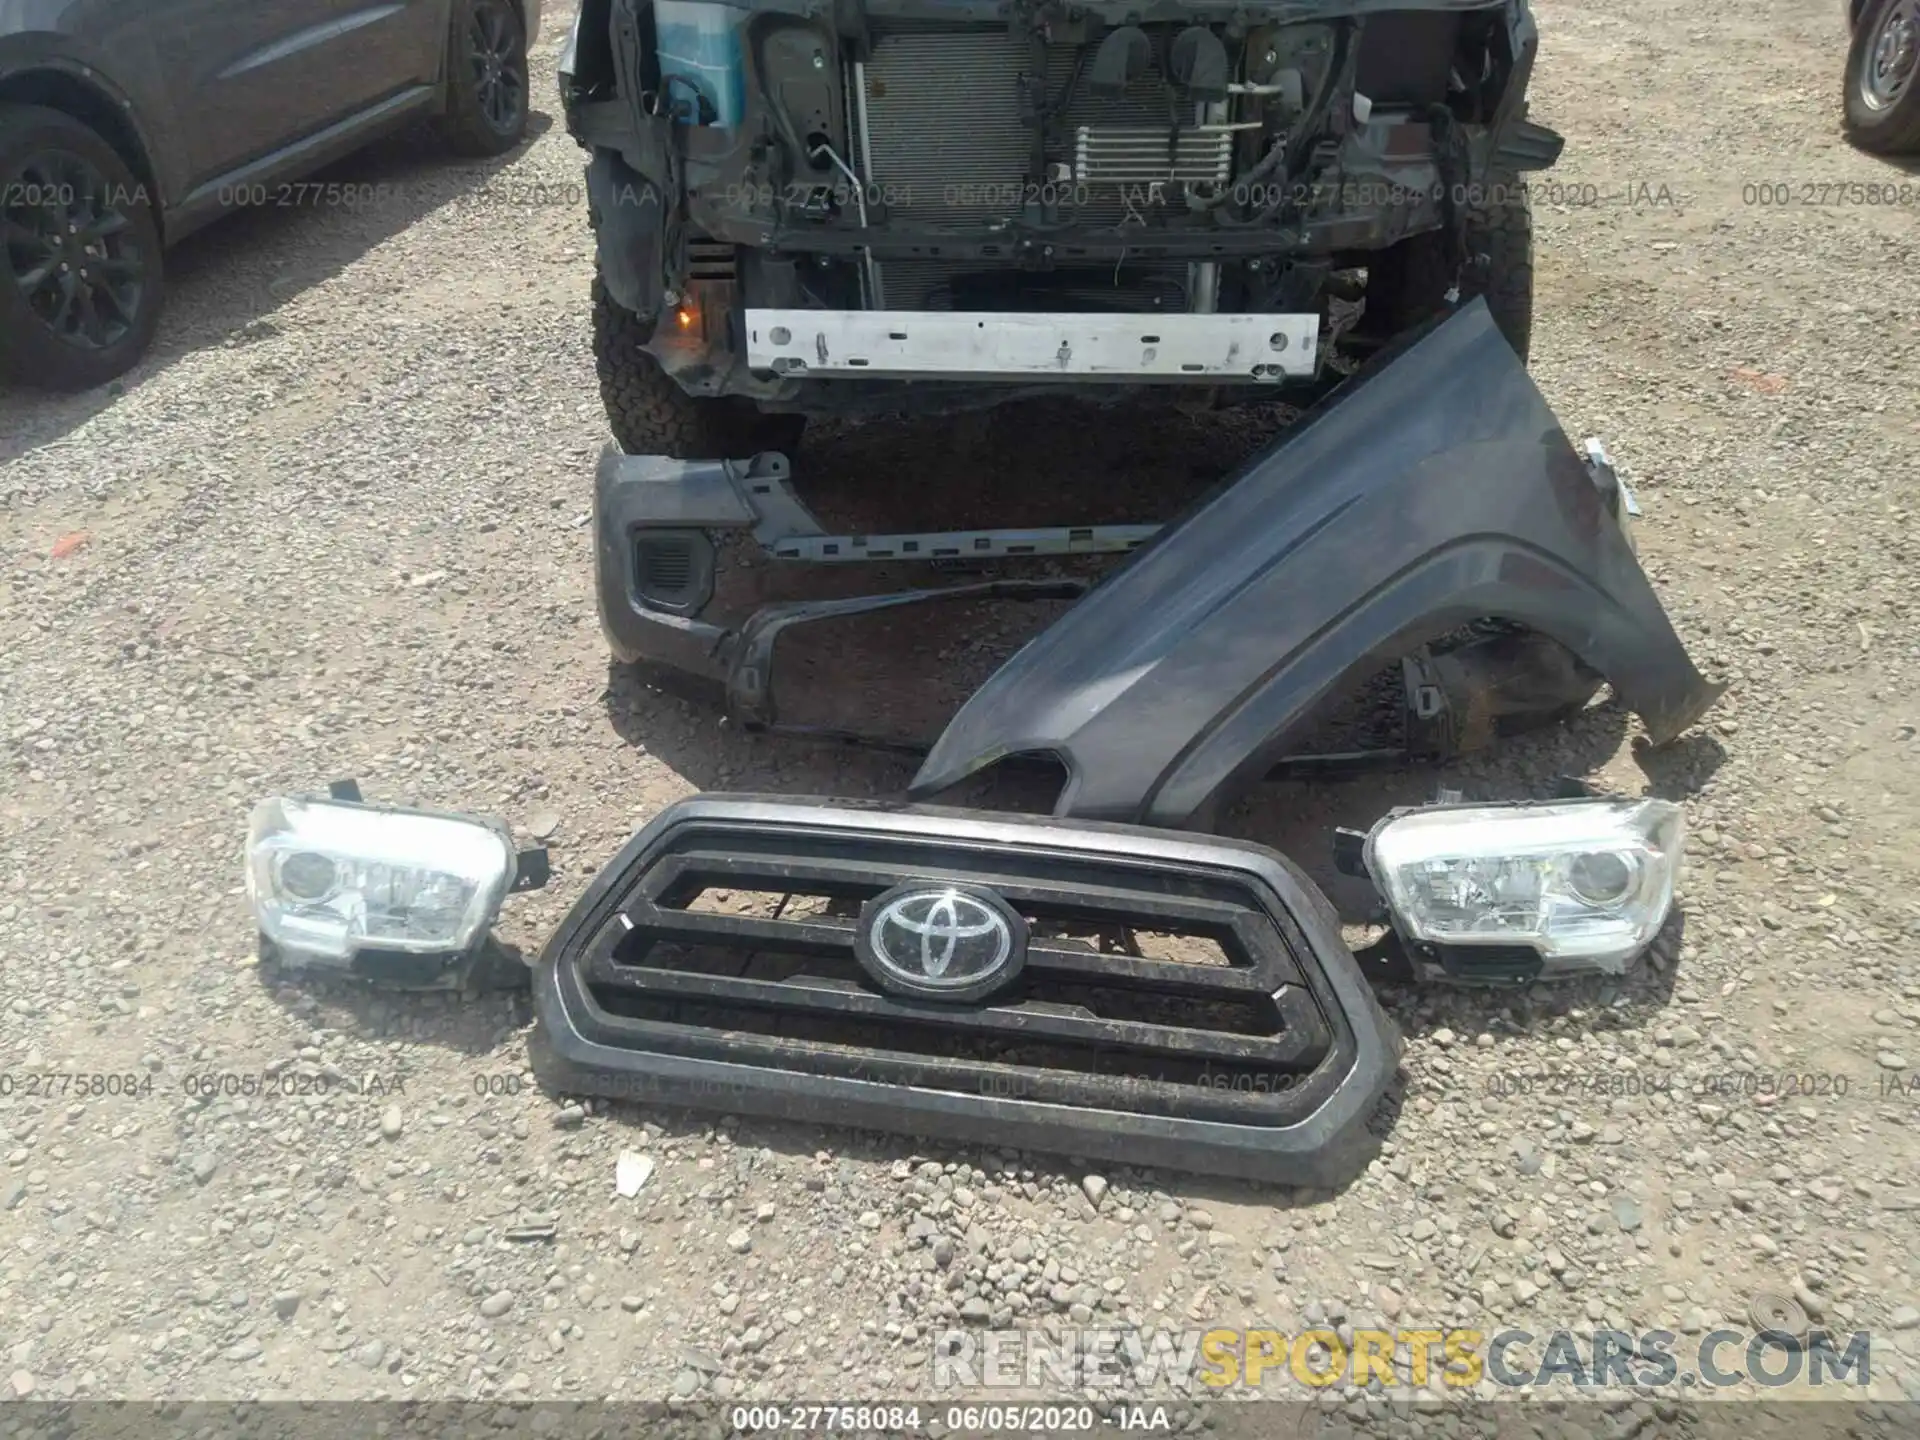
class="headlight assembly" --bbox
[1364,797,1682,976]
[246,794,521,980]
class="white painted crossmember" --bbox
[744,309,1318,382]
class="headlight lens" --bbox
[246,796,516,968]
[1365,798,1682,970]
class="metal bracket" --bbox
[1584,436,1642,518]
[768,522,1161,563]
[741,464,1162,563]
[602,446,1167,565]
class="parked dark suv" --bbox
[1,0,542,390]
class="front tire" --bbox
[1363,169,1534,362]
[439,0,530,157]
[1844,0,1920,154]
[0,104,163,391]
[591,274,803,457]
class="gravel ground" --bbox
[3,0,1920,1431]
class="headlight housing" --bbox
[246,796,517,976]
[1364,798,1682,976]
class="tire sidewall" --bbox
[445,0,530,152]
[0,105,164,391]
[1845,0,1920,143]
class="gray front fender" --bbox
[909,300,1723,829]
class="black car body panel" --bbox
[908,299,1725,827]
[0,0,540,241]
[534,795,1400,1186]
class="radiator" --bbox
[855,25,1233,227]
[854,25,1238,313]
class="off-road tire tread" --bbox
[1369,169,1533,362]
[592,274,801,456]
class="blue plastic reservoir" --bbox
[654,1,746,127]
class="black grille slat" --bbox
[590,937,1315,1066]
[644,849,1274,949]
[624,899,1275,997]
[565,989,1323,1124]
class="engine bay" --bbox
[565,0,1550,319]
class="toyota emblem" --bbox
[854,883,1028,1003]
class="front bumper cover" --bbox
[533,796,1399,1187]
[596,300,1722,817]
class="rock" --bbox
[1081,1175,1110,1208]
[726,1227,753,1254]
[552,1104,586,1129]
[480,1291,514,1318]
[933,1237,955,1268]
[1878,1052,1909,1071]
[615,1151,655,1198]
[379,1105,404,1139]
[223,1339,262,1363]
[1613,1198,1644,1233]
[189,1155,217,1185]
[1,1180,24,1212]
[272,1291,302,1319]
[621,1295,644,1313]
[1891,1305,1920,1331]
[672,1369,700,1398]
[9,1371,34,1397]
[960,1297,992,1324]
[355,1340,385,1369]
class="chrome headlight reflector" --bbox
[246,796,517,971]
[1365,798,1682,974]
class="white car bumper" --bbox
[743,309,1319,384]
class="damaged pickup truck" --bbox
[242,0,1718,1193]
[244,302,1725,1188]
[558,0,1565,451]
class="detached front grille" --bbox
[537,798,1398,1183]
